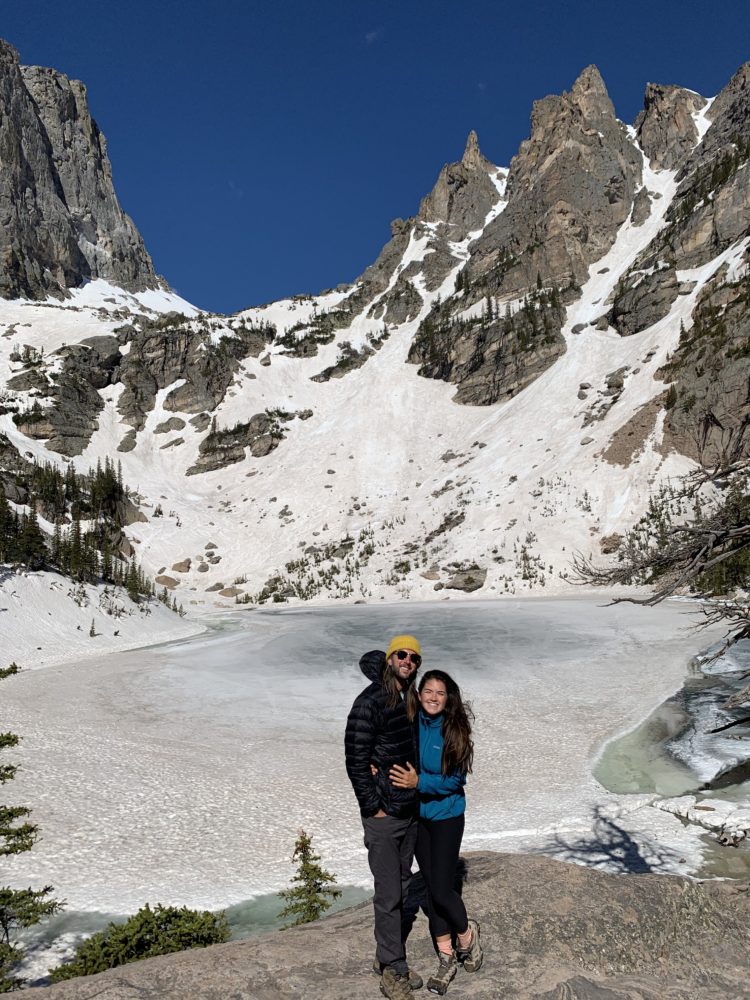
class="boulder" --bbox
[117,429,137,453]
[445,565,486,592]
[609,266,678,337]
[186,414,281,475]
[154,417,186,434]
[630,187,652,226]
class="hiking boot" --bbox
[380,966,413,1000]
[374,958,423,991]
[426,951,457,995]
[456,918,483,973]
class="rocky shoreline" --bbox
[26,852,750,999]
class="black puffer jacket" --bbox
[344,650,419,818]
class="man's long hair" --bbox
[412,669,474,775]
[383,656,420,715]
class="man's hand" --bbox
[389,762,418,789]
[372,809,387,817]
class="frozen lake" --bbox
[2,596,723,913]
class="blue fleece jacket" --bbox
[416,710,466,821]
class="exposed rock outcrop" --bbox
[466,66,642,299]
[445,564,487,592]
[408,285,566,405]
[651,64,750,272]
[30,852,750,999]
[417,129,501,241]
[635,83,706,170]
[185,413,281,475]
[8,335,121,456]
[659,263,750,464]
[327,130,503,332]
[0,40,159,299]
[117,315,271,431]
[609,264,679,337]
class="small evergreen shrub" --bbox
[49,903,229,982]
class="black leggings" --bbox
[414,814,468,941]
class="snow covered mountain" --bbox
[2,42,750,641]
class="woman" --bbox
[390,670,483,995]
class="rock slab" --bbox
[27,852,750,999]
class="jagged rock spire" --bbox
[567,64,616,121]
[462,129,483,170]
[416,128,498,236]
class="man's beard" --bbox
[389,659,417,689]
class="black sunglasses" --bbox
[395,649,421,667]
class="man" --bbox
[345,635,423,1000]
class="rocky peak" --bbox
[344,129,501,325]
[566,63,616,121]
[0,39,160,300]
[417,130,498,240]
[466,66,641,297]
[526,65,615,141]
[635,83,706,170]
[461,128,483,170]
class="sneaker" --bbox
[374,959,423,991]
[380,966,413,1000]
[456,918,483,973]
[426,951,457,995]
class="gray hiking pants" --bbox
[362,814,417,976]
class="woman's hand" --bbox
[389,762,418,789]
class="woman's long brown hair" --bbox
[413,669,474,775]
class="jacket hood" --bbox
[359,650,386,683]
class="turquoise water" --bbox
[593,692,699,796]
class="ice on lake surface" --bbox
[2,597,726,913]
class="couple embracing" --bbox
[344,635,483,998]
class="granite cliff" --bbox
[0,40,159,301]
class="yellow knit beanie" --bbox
[385,635,422,660]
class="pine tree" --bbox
[101,542,112,583]
[126,561,141,603]
[0,487,17,564]
[70,510,83,580]
[278,829,341,928]
[0,664,61,990]
[17,504,47,571]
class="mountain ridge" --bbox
[1,52,750,644]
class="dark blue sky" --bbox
[6,2,750,313]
